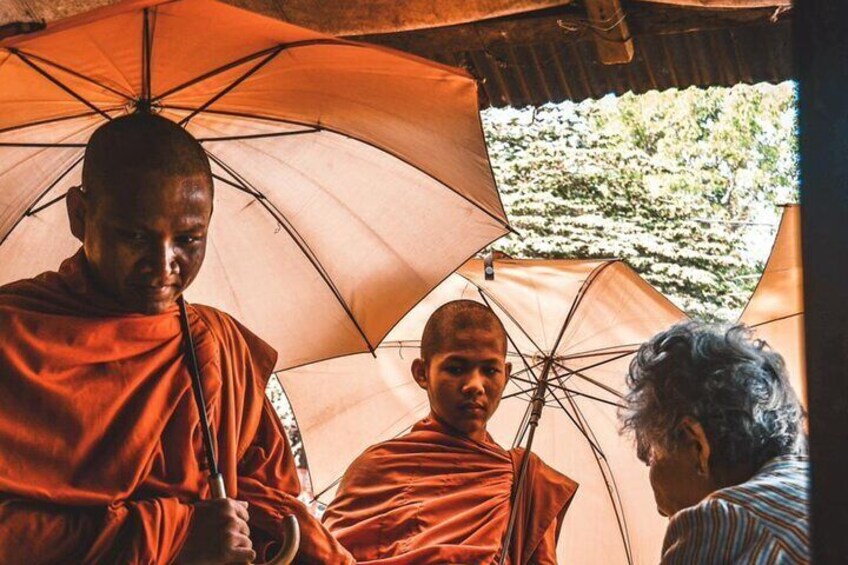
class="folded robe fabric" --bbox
[0,250,353,564]
[323,417,578,564]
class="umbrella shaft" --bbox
[499,365,550,565]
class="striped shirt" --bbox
[661,455,809,564]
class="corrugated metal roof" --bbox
[354,4,792,108]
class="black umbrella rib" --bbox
[0,155,84,248]
[10,50,131,101]
[155,38,377,102]
[0,109,121,137]
[475,289,545,358]
[141,8,154,104]
[555,386,635,565]
[553,359,626,399]
[546,386,606,458]
[210,173,260,197]
[205,149,376,355]
[10,50,112,121]
[0,142,86,147]
[554,349,633,382]
[197,129,319,142]
[746,312,803,328]
[25,155,84,217]
[179,46,284,127]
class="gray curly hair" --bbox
[620,322,806,472]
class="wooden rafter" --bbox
[585,0,634,65]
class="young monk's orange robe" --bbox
[0,251,353,564]
[323,417,578,564]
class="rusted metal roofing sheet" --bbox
[352,4,792,108]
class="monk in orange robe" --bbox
[323,300,578,564]
[0,113,353,564]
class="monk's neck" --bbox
[428,412,488,443]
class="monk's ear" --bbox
[66,185,88,242]
[680,416,711,477]
[504,361,512,382]
[411,358,428,390]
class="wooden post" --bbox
[585,0,634,65]
[795,1,848,563]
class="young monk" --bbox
[0,113,353,564]
[323,300,579,564]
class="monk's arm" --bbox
[236,399,356,565]
[0,494,193,564]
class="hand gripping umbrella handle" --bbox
[208,474,301,565]
[178,297,301,565]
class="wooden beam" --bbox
[636,0,789,8]
[351,5,784,59]
[585,0,634,64]
[795,1,848,564]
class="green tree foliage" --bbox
[482,83,798,320]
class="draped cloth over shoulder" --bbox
[0,251,353,564]
[323,417,577,564]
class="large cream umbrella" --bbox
[739,204,805,405]
[0,2,508,562]
[279,257,688,564]
[0,0,509,370]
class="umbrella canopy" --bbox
[0,0,509,370]
[278,257,688,564]
[739,204,805,404]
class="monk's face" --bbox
[70,168,213,314]
[413,327,511,442]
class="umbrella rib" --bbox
[211,173,260,197]
[0,109,121,137]
[154,38,348,102]
[501,386,539,401]
[24,155,85,217]
[9,50,133,101]
[553,359,626,399]
[556,349,633,379]
[0,155,84,248]
[197,129,319,142]
[179,46,285,127]
[746,312,803,329]
[552,260,620,358]
[0,142,86,148]
[546,386,606,458]
[554,383,635,565]
[475,288,546,355]
[141,7,152,104]
[205,149,376,355]
[10,49,113,121]
[162,105,511,231]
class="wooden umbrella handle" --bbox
[208,474,301,565]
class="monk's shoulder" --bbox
[190,304,263,347]
[189,304,278,376]
[517,448,579,495]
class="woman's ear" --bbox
[66,186,87,242]
[680,416,711,476]
[411,358,428,390]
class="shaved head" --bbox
[83,112,212,201]
[421,300,508,361]
[68,112,215,314]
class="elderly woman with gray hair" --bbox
[621,322,809,564]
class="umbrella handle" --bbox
[207,474,301,565]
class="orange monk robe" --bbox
[323,417,578,564]
[0,251,353,565]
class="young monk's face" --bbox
[413,327,511,442]
[72,168,213,314]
